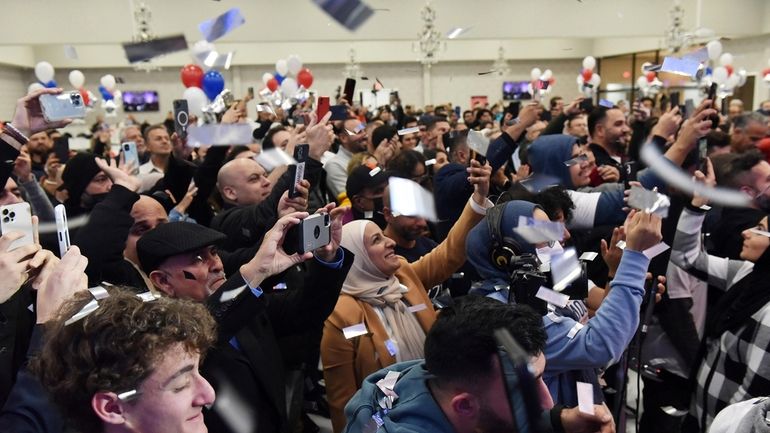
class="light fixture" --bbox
[343,48,364,79]
[663,0,715,53]
[491,46,510,77]
[412,2,445,67]
[129,0,161,72]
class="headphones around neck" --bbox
[487,204,524,271]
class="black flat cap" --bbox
[346,165,389,198]
[136,222,227,273]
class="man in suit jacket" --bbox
[137,211,352,433]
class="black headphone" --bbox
[487,204,524,271]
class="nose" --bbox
[209,255,225,274]
[742,229,752,240]
[563,226,571,242]
[194,372,216,407]
[383,235,396,249]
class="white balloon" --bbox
[582,56,596,71]
[68,70,85,88]
[737,68,748,87]
[100,74,117,91]
[706,41,723,61]
[183,86,208,117]
[262,72,274,85]
[276,59,289,77]
[637,76,648,88]
[530,68,542,81]
[641,62,653,74]
[725,73,741,89]
[27,82,45,94]
[589,73,601,87]
[280,77,298,96]
[576,75,584,85]
[286,55,303,76]
[34,61,55,83]
[712,66,729,84]
[542,69,553,80]
[719,53,734,67]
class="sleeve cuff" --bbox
[469,196,495,215]
[314,248,345,269]
[241,274,265,297]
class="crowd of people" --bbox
[0,83,769,433]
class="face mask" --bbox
[80,192,109,210]
[755,192,770,213]
[535,242,563,266]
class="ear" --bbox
[92,392,127,426]
[221,185,237,203]
[351,195,365,210]
[449,392,480,421]
[739,185,755,197]
[383,206,394,221]
[149,270,174,297]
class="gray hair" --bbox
[733,112,768,129]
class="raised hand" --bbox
[0,232,41,304]
[600,226,625,278]
[650,106,682,139]
[35,245,88,324]
[691,157,716,208]
[624,210,663,253]
[12,87,73,138]
[277,180,310,217]
[467,159,492,203]
[313,203,347,262]
[95,156,141,192]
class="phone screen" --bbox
[289,144,309,198]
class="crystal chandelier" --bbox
[343,49,364,79]
[664,2,689,53]
[130,0,161,72]
[492,46,510,77]
[413,2,444,67]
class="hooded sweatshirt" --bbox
[464,200,651,405]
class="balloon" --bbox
[266,78,279,92]
[576,75,584,85]
[548,77,556,85]
[530,68,542,81]
[636,76,648,88]
[706,41,723,61]
[43,80,58,88]
[763,68,770,77]
[262,72,274,85]
[726,74,741,89]
[542,69,553,80]
[34,61,55,83]
[582,56,596,71]
[640,62,653,74]
[274,73,285,85]
[100,74,116,91]
[287,55,303,76]
[27,82,44,94]
[201,70,225,100]
[280,77,298,96]
[98,85,114,101]
[79,88,90,106]
[725,65,734,76]
[719,53,733,67]
[297,68,314,88]
[589,73,601,87]
[712,66,728,85]
[68,70,85,88]
[275,59,289,77]
[581,69,593,82]
[646,71,656,83]
[180,64,204,88]
[191,40,215,65]
[183,86,208,117]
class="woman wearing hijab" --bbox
[321,161,492,433]
[670,162,770,431]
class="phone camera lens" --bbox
[1,209,7,215]
[177,112,188,126]
[314,226,321,239]
[2,217,7,223]
[9,212,15,218]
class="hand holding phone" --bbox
[342,78,356,104]
[289,144,309,198]
[317,96,330,120]
[54,204,70,258]
[122,142,139,175]
[0,203,34,251]
[282,213,331,255]
[40,92,86,122]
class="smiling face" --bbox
[116,343,215,433]
[568,144,593,188]
[741,217,770,262]
[363,222,401,276]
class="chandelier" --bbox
[413,2,444,67]
[343,48,364,79]
[663,2,688,53]
[491,46,510,77]
[130,0,162,72]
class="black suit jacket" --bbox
[202,249,353,433]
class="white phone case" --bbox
[40,92,86,122]
[54,204,70,258]
[0,203,34,251]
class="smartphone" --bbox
[707,83,719,129]
[53,136,70,164]
[669,92,680,111]
[222,90,235,108]
[288,144,309,199]
[329,105,348,121]
[698,138,709,173]
[0,202,34,251]
[283,213,331,255]
[343,78,356,104]
[579,98,594,112]
[317,96,330,119]
[122,141,139,174]
[40,92,86,122]
[54,204,70,258]
[173,99,189,140]
[247,86,254,99]
[622,161,637,190]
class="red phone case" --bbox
[317,96,330,119]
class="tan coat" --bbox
[321,202,484,432]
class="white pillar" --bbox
[422,63,432,106]
[231,66,243,97]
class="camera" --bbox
[507,253,588,315]
[70,92,82,106]
[283,213,332,255]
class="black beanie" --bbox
[60,153,103,208]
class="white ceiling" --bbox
[0,0,767,67]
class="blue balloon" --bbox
[98,85,114,101]
[43,80,57,88]
[705,67,713,76]
[274,73,285,85]
[201,70,225,100]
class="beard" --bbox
[474,405,517,433]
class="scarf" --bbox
[340,220,426,361]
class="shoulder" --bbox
[327,295,366,328]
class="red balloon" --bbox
[725,65,734,76]
[646,71,656,83]
[180,64,204,88]
[581,69,593,82]
[764,68,770,77]
[297,68,314,89]
[548,77,556,85]
[266,78,279,92]
[79,87,90,106]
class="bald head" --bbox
[217,158,272,206]
[125,196,168,266]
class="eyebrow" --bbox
[162,364,195,388]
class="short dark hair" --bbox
[587,106,611,137]
[549,96,563,109]
[425,297,546,388]
[499,184,575,223]
[31,287,217,433]
[403,115,418,126]
[262,125,288,150]
[641,97,655,108]
[565,112,583,128]
[722,150,765,188]
[706,130,731,152]
[387,150,426,179]
[143,124,168,142]
[425,116,449,131]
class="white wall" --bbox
[0,64,30,120]
[720,35,770,109]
